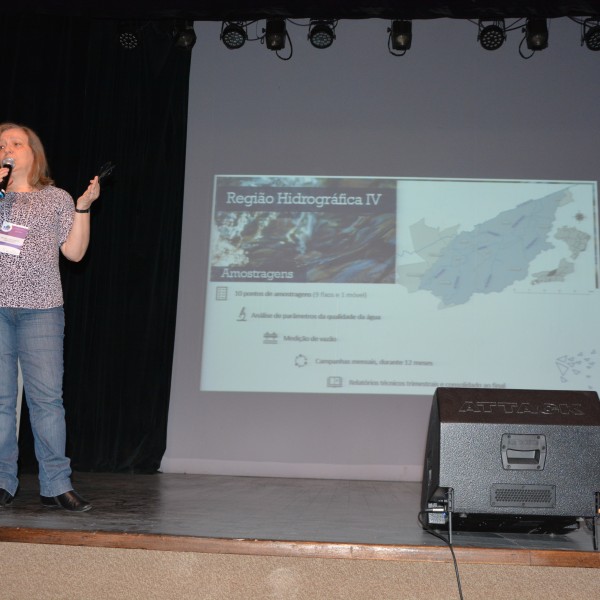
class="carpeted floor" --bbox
[1,541,599,600]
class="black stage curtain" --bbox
[0,15,191,473]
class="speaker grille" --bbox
[491,484,555,508]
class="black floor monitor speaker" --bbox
[421,387,600,543]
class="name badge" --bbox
[0,221,30,256]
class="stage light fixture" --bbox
[221,22,247,49]
[388,20,412,54]
[174,21,197,50]
[478,20,506,50]
[525,18,548,51]
[582,18,600,50]
[265,18,287,51]
[118,23,141,50]
[308,20,336,49]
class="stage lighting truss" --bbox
[210,16,600,61]
[388,20,412,56]
[477,19,506,50]
[581,17,600,50]
[308,20,337,49]
[221,22,248,50]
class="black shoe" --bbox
[40,490,92,512]
[0,488,14,507]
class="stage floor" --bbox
[0,472,598,566]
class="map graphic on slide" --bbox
[556,350,597,390]
[396,185,597,307]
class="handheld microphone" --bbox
[0,157,14,199]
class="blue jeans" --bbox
[0,307,73,497]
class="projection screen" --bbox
[162,18,600,480]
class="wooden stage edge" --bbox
[1,527,598,569]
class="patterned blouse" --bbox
[0,186,74,309]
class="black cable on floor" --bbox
[418,511,464,600]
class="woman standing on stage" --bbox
[0,123,100,512]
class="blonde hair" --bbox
[0,122,54,188]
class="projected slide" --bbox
[200,176,599,395]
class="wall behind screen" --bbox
[162,18,600,480]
